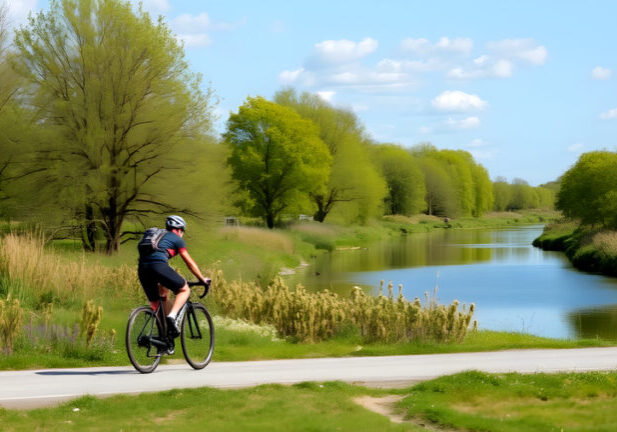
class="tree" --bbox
[492,177,512,211]
[274,89,385,223]
[470,163,493,216]
[557,151,617,227]
[13,0,214,252]
[372,144,425,215]
[224,96,331,228]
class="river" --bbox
[285,225,617,340]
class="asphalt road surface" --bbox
[1,347,616,409]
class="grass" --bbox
[400,370,617,431]
[0,382,422,432]
[2,371,617,431]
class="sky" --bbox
[4,0,617,186]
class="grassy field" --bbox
[400,370,617,431]
[2,371,616,431]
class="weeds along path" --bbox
[2,347,617,409]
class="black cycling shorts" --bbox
[138,262,186,301]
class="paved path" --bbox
[1,347,616,409]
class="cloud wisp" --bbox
[592,66,612,80]
[432,90,487,112]
[171,12,246,48]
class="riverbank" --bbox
[2,210,581,371]
[533,220,617,276]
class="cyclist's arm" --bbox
[179,249,209,284]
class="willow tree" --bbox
[225,97,331,228]
[0,2,37,215]
[274,89,385,223]
[13,0,214,252]
[372,144,425,215]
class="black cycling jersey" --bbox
[139,231,187,264]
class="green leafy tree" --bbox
[470,163,494,216]
[509,178,538,210]
[13,0,214,252]
[557,151,617,227]
[492,177,510,211]
[225,96,331,228]
[372,144,425,215]
[0,3,39,216]
[274,89,385,223]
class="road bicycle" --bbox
[126,281,214,373]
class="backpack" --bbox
[137,228,167,257]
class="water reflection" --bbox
[285,225,617,340]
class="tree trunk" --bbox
[266,213,274,229]
[82,204,96,252]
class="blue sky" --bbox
[6,0,617,186]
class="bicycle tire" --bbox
[180,303,214,369]
[126,306,163,374]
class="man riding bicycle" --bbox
[137,216,210,346]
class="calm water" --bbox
[285,225,617,339]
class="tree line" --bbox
[0,0,555,253]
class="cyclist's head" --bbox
[166,215,186,232]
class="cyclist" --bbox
[137,215,210,346]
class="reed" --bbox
[0,294,23,354]
[0,233,138,306]
[209,270,474,344]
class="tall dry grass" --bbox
[0,233,138,305]
[592,231,617,257]
[209,270,475,344]
[220,226,294,254]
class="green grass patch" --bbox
[400,370,617,431]
[0,382,421,432]
[2,371,617,431]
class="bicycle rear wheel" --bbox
[126,306,162,373]
[181,303,214,369]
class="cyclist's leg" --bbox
[157,284,172,314]
[169,282,190,316]
[138,264,160,309]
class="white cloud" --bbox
[377,58,444,73]
[401,37,473,56]
[432,90,487,112]
[446,116,480,129]
[176,33,211,48]
[486,39,547,65]
[568,142,584,152]
[316,91,335,102]
[592,66,612,80]
[170,12,244,49]
[279,68,306,85]
[173,12,210,30]
[600,108,617,120]
[142,0,171,13]
[314,37,378,64]
[492,59,513,78]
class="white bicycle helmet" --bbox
[165,215,186,231]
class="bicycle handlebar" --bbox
[188,280,211,298]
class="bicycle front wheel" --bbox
[126,306,162,374]
[181,303,214,369]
